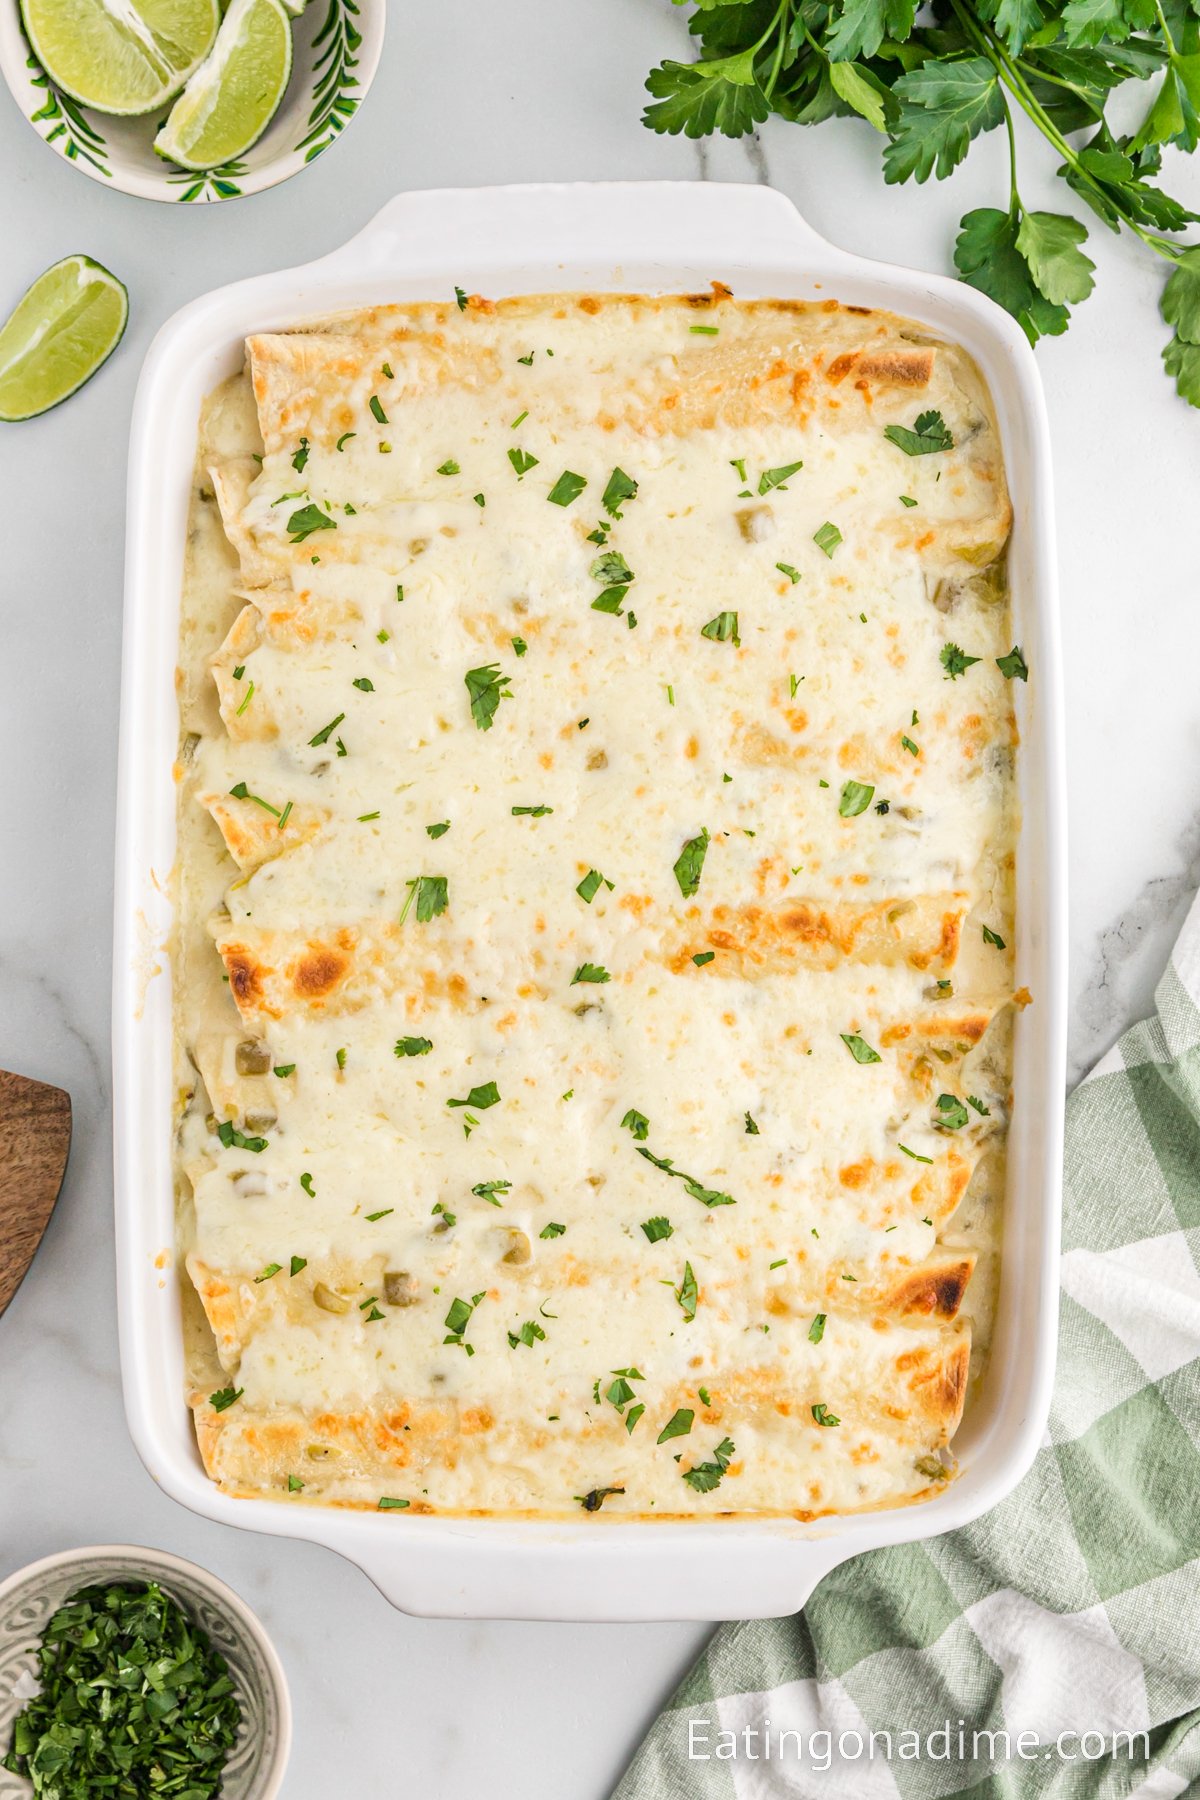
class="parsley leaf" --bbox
[577,867,614,904]
[883,58,1005,184]
[643,49,771,139]
[935,1093,971,1129]
[602,467,638,517]
[287,503,336,543]
[883,409,955,455]
[291,437,309,472]
[465,662,513,730]
[547,470,587,506]
[642,1215,673,1242]
[841,1033,882,1064]
[839,779,875,818]
[395,1036,433,1057]
[657,1408,695,1444]
[998,644,1029,680]
[591,550,634,588]
[622,1108,650,1141]
[447,1081,501,1110]
[940,642,981,679]
[673,827,710,898]
[701,610,741,646]
[681,1435,735,1492]
[813,521,842,557]
[572,962,611,984]
[676,1260,699,1320]
[399,875,449,923]
[507,447,539,477]
[637,1145,735,1209]
[757,460,803,494]
[540,1221,567,1238]
[577,1486,625,1511]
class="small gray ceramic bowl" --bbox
[0,1545,290,1799]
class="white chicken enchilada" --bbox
[171,287,1024,1519]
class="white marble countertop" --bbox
[2,1,1199,1793]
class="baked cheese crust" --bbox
[171,290,1018,1519]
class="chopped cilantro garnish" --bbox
[676,1260,699,1320]
[998,645,1029,681]
[426,820,450,838]
[813,521,842,558]
[508,1319,546,1348]
[602,467,638,517]
[0,1581,242,1798]
[395,1036,433,1057]
[622,1108,650,1141]
[899,1143,934,1163]
[940,642,981,680]
[641,1215,673,1242]
[465,662,513,731]
[884,409,954,455]
[308,711,345,747]
[840,1033,882,1064]
[507,447,539,477]
[700,610,740,646]
[776,562,801,583]
[286,503,336,544]
[758,460,803,494]
[547,470,587,506]
[540,1221,567,1238]
[576,867,613,904]
[436,458,460,475]
[447,1081,501,1110]
[838,780,875,818]
[983,924,1007,948]
[673,827,709,898]
[681,1436,734,1492]
[399,875,449,924]
[576,1486,624,1511]
[657,1408,694,1444]
[571,962,611,985]
[638,1146,734,1209]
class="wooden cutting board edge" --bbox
[0,1068,73,1319]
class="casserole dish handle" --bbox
[299,181,839,288]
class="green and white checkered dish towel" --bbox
[615,897,1200,1799]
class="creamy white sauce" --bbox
[173,297,1015,1517]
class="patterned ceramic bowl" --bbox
[0,0,384,202]
[0,1545,290,1799]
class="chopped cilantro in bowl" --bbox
[0,1547,289,1799]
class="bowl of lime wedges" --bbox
[0,0,384,202]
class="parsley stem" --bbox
[762,0,793,98]
[952,0,1179,263]
[1002,93,1019,216]
[1153,0,1177,55]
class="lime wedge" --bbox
[20,0,220,116]
[0,257,128,423]
[154,0,293,172]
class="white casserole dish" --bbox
[114,181,1067,1622]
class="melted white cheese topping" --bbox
[173,296,1016,1518]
